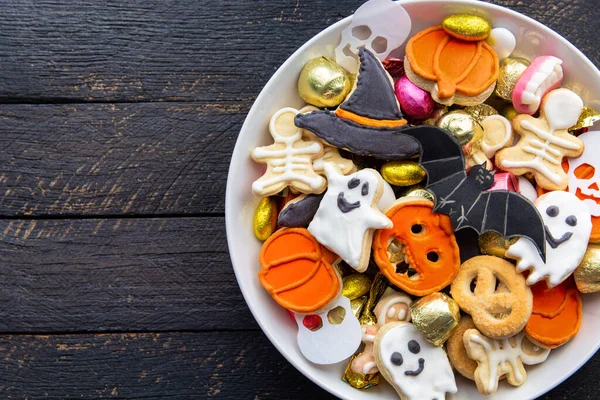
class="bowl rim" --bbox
[225,0,600,398]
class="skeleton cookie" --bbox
[506,191,592,287]
[496,88,585,191]
[251,107,326,197]
[374,322,457,400]
[308,163,392,272]
[464,329,550,395]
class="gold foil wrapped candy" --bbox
[343,273,372,300]
[463,104,498,123]
[495,57,530,101]
[298,57,352,108]
[253,197,277,241]
[404,187,435,203]
[437,110,483,146]
[380,161,426,187]
[442,14,492,41]
[574,244,600,293]
[409,292,461,346]
[569,106,600,132]
[350,296,368,318]
[478,231,518,259]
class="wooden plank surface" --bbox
[0,217,255,332]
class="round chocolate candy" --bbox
[253,197,277,241]
[495,57,530,101]
[442,14,492,41]
[381,161,426,187]
[298,57,352,108]
[574,244,600,293]
[342,273,372,300]
[437,110,483,146]
[409,292,461,346]
[394,76,435,119]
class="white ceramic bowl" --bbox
[226,1,600,398]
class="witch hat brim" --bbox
[294,47,435,160]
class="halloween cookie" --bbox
[404,26,499,106]
[512,56,563,115]
[278,193,324,228]
[496,88,585,191]
[258,228,341,314]
[374,322,458,400]
[446,315,479,381]
[506,191,592,287]
[525,278,582,349]
[308,163,392,272]
[450,256,532,339]
[373,197,461,296]
[251,107,326,197]
[464,329,550,395]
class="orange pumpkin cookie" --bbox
[373,198,460,296]
[525,278,582,349]
[404,26,499,106]
[258,228,341,314]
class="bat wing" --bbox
[467,190,546,261]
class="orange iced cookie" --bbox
[258,228,341,314]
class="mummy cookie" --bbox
[308,163,392,272]
[294,296,362,365]
[512,56,564,115]
[506,191,592,287]
[251,107,326,197]
[464,329,550,395]
[496,88,585,191]
[374,322,457,400]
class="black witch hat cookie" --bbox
[295,47,444,160]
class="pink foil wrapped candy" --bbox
[394,76,435,119]
[489,172,519,192]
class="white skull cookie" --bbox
[374,322,457,400]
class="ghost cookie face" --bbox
[374,322,457,400]
[308,163,392,272]
[506,191,592,287]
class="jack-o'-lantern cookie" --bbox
[451,256,532,339]
[258,228,341,314]
[525,278,582,349]
[373,197,460,296]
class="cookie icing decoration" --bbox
[567,130,600,220]
[480,114,513,159]
[296,47,452,160]
[464,329,550,395]
[486,27,516,60]
[308,163,392,272]
[525,278,582,349]
[258,228,341,314]
[404,26,499,106]
[334,0,412,74]
[294,296,362,364]
[496,88,585,191]
[251,107,326,197]
[512,56,564,115]
[506,191,592,287]
[373,198,460,296]
[374,322,457,400]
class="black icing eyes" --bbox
[566,215,578,227]
[361,182,369,196]
[546,206,559,217]
[391,351,403,366]
[408,340,420,354]
[348,178,360,189]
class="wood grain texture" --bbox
[0,216,255,332]
[0,103,236,216]
[0,0,595,103]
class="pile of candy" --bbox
[248,0,600,398]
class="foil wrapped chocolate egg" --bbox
[253,197,277,241]
[381,161,426,187]
[410,292,461,346]
[463,104,498,123]
[442,14,492,41]
[343,273,372,300]
[574,244,600,293]
[495,57,530,101]
[422,106,449,126]
[298,57,352,108]
[437,110,483,146]
[394,76,435,119]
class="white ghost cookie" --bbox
[308,163,392,272]
[374,322,457,400]
[506,191,592,287]
[294,296,362,365]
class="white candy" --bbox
[487,27,516,60]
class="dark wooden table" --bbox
[0,0,597,398]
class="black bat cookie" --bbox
[402,126,547,261]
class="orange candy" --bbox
[525,278,582,349]
[373,199,461,296]
[258,228,341,314]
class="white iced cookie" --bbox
[308,163,392,272]
[335,0,411,74]
[378,180,396,212]
[486,27,516,60]
[506,191,592,287]
[567,130,600,216]
[374,322,457,400]
[294,296,362,365]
